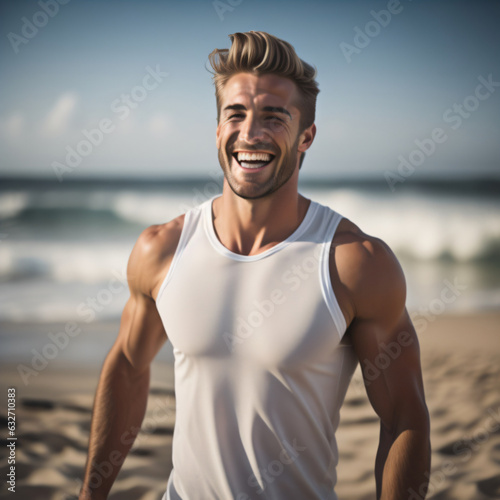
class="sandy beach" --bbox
[1,312,499,500]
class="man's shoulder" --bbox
[330,217,406,322]
[128,214,186,298]
[333,218,399,271]
[136,214,186,261]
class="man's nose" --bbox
[239,115,266,143]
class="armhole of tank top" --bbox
[320,211,347,339]
[155,208,195,304]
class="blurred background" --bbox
[1,0,499,335]
[0,1,499,498]
[0,0,500,332]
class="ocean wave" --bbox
[0,279,128,323]
[111,191,200,225]
[308,189,500,263]
[0,241,131,283]
[2,183,498,321]
[0,188,214,227]
[0,191,30,220]
[1,186,499,264]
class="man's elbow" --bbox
[389,400,431,442]
[103,342,151,384]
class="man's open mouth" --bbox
[232,151,275,170]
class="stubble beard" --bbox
[218,136,301,200]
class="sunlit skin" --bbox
[214,73,316,256]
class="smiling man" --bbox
[80,31,430,500]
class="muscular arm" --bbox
[79,221,182,500]
[333,227,431,499]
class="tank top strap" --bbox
[156,203,204,303]
[317,205,346,337]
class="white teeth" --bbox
[237,152,272,162]
[240,161,267,169]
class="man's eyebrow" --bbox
[222,104,292,120]
[263,106,292,120]
[223,104,246,113]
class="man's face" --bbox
[216,73,315,200]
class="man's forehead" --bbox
[221,73,299,109]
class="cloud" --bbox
[42,92,78,136]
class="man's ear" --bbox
[297,123,316,153]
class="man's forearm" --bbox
[376,426,431,500]
[79,349,150,500]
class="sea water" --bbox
[0,177,498,328]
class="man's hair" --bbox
[208,31,320,168]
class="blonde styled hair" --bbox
[208,31,320,133]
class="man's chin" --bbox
[222,170,269,198]
[225,171,293,200]
[218,154,296,200]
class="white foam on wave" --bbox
[0,240,131,283]
[1,186,499,321]
[111,188,221,226]
[0,279,128,323]
[112,192,185,225]
[0,191,30,220]
[0,240,131,322]
[307,188,500,262]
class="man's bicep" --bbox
[350,309,428,432]
[109,225,169,372]
[113,293,167,374]
[111,222,179,371]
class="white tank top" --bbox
[156,195,358,500]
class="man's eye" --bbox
[266,116,284,122]
[229,114,244,119]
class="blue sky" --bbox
[0,0,499,180]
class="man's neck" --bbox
[211,179,310,257]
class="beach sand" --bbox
[0,312,499,500]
